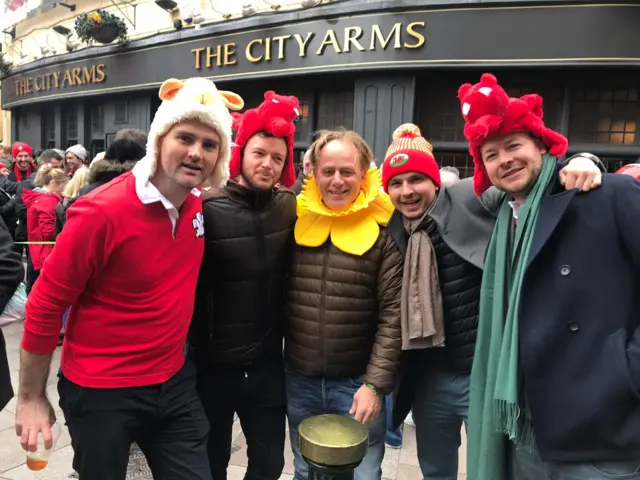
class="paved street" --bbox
[0,322,466,479]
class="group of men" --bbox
[2,71,638,480]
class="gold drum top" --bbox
[299,414,369,467]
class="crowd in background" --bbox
[0,132,147,343]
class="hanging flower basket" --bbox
[75,10,128,45]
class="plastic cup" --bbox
[25,423,62,471]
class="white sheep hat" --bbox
[142,77,244,189]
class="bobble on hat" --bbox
[382,123,441,193]
[458,73,568,195]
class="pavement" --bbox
[0,322,466,479]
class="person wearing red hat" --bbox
[457,74,640,480]
[9,142,37,183]
[381,122,603,480]
[616,163,640,181]
[189,90,300,480]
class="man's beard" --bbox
[241,170,278,192]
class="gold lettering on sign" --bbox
[293,32,314,57]
[246,39,263,62]
[72,68,83,86]
[95,64,106,82]
[14,63,107,97]
[344,26,365,52]
[370,23,402,50]
[316,29,342,55]
[264,37,272,61]
[223,42,237,66]
[272,34,291,60]
[206,45,222,68]
[188,20,427,73]
[192,47,205,69]
[404,22,426,49]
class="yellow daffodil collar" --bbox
[294,168,395,256]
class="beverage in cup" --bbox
[26,423,62,471]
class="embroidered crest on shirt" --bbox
[193,212,204,238]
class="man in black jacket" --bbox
[188,93,299,480]
[382,124,603,480]
[0,216,26,410]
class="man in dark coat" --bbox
[460,73,640,480]
[0,216,26,410]
[188,93,299,480]
[382,123,602,480]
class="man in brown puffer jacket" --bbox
[285,129,403,480]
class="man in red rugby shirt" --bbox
[15,78,243,480]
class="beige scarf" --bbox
[401,213,445,350]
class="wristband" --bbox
[365,383,382,396]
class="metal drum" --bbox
[299,414,369,480]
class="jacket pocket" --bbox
[588,460,640,479]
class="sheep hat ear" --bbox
[142,77,244,190]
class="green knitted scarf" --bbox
[467,155,556,480]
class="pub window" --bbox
[293,93,313,144]
[417,87,467,143]
[90,139,105,159]
[434,152,474,179]
[67,111,78,141]
[21,114,29,129]
[568,88,639,145]
[91,104,104,133]
[42,111,55,147]
[316,91,354,131]
[114,101,128,124]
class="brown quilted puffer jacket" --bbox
[285,227,403,395]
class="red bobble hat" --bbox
[382,123,441,193]
[229,90,301,188]
[12,142,33,159]
[457,73,568,195]
[616,163,640,180]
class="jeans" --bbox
[413,365,469,480]
[385,395,403,448]
[58,361,212,480]
[285,367,386,480]
[508,442,640,480]
[195,360,286,480]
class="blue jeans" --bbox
[285,367,386,480]
[509,441,640,480]
[413,365,469,480]
[385,395,403,447]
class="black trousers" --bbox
[195,359,286,480]
[58,361,212,480]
